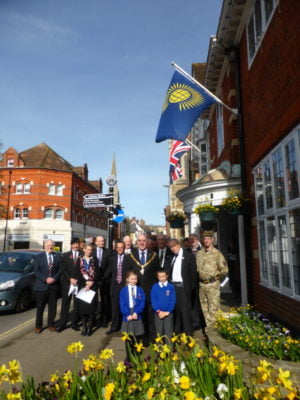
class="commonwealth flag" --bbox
[155,69,217,143]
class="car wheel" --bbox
[15,290,31,313]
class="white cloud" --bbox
[0,10,77,48]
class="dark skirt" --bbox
[77,296,97,316]
[121,319,145,336]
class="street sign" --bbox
[83,198,111,208]
[112,208,125,223]
[99,210,113,218]
[83,193,112,200]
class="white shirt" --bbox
[125,248,131,254]
[158,248,166,267]
[172,248,183,282]
[97,247,103,262]
[128,285,137,308]
[72,251,78,258]
[138,249,147,262]
[159,280,168,288]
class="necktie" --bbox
[73,252,78,264]
[131,286,135,306]
[140,251,145,265]
[159,250,163,266]
[48,253,53,276]
[116,256,122,284]
[98,248,102,265]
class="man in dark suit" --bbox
[93,235,111,327]
[33,240,61,333]
[168,238,198,336]
[56,238,82,332]
[156,234,173,273]
[104,240,129,334]
[127,233,160,342]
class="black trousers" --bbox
[174,286,192,336]
[100,280,111,324]
[59,286,79,328]
[35,286,59,329]
[110,284,123,331]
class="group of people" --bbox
[33,231,228,343]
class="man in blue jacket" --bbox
[33,240,61,333]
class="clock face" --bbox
[106,175,117,186]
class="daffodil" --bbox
[171,334,179,343]
[179,375,190,389]
[142,372,151,382]
[100,349,114,360]
[155,334,164,343]
[234,388,243,400]
[160,388,168,399]
[195,349,205,358]
[276,368,294,391]
[6,392,22,400]
[134,342,145,353]
[147,387,155,399]
[185,391,196,400]
[116,362,126,373]
[287,391,298,400]
[67,341,84,354]
[121,331,131,341]
[257,359,273,383]
[50,372,59,383]
[128,383,138,394]
[104,382,115,400]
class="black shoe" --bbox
[106,329,116,335]
[85,323,92,336]
[56,325,66,333]
[71,326,80,331]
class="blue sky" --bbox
[0,0,222,225]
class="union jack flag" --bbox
[169,140,191,184]
[169,161,183,184]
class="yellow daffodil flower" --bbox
[185,391,196,400]
[104,382,115,400]
[179,375,190,389]
[100,349,114,360]
[234,388,243,400]
[142,372,151,382]
[6,392,22,400]
[121,331,131,341]
[134,342,145,353]
[66,341,84,354]
[116,362,126,373]
[276,368,294,391]
[147,387,155,399]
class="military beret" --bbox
[202,231,214,238]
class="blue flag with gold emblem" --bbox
[155,69,218,143]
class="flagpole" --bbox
[171,62,238,116]
[185,138,201,154]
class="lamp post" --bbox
[3,170,12,251]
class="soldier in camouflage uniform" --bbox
[196,231,228,328]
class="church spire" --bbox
[110,153,119,205]
[111,152,117,177]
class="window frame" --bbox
[253,124,300,300]
[246,0,279,67]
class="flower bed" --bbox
[1,333,300,399]
[215,307,300,362]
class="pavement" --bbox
[0,281,240,384]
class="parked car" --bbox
[0,250,41,312]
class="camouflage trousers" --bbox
[199,280,220,327]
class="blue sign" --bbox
[112,208,125,223]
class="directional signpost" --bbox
[83,193,113,208]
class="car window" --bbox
[0,253,36,273]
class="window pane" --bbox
[255,167,265,215]
[264,161,273,209]
[22,208,29,219]
[48,184,55,195]
[44,208,52,219]
[259,221,268,280]
[289,208,300,295]
[254,0,263,41]
[267,216,279,287]
[24,183,30,193]
[14,208,21,218]
[247,15,256,59]
[56,184,63,196]
[16,183,22,194]
[263,0,274,23]
[278,215,291,288]
[7,158,14,167]
[285,139,299,200]
[272,148,285,208]
[55,209,64,219]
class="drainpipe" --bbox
[226,46,249,306]
[3,170,12,251]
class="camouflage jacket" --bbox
[196,247,228,281]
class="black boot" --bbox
[85,320,93,336]
[81,318,87,336]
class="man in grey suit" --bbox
[33,240,61,333]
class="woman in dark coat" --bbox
[75,243,100,336]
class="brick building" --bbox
[177,0,300,330]
[0,143,107,251]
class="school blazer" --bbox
[119,286,145,321]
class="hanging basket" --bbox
[199,211,217,222]
[169,219,184,229]
[227,208,242,216]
